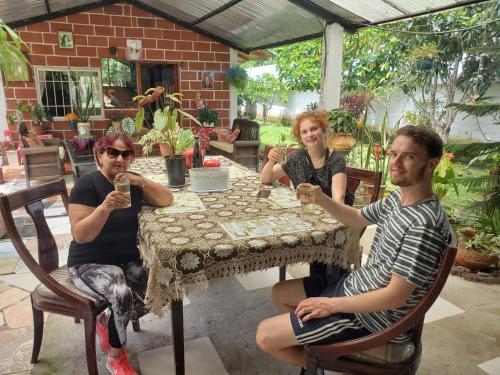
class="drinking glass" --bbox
[114,176,131,208]
[298,185,315,216]
[276,144,287,164]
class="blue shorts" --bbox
[290,272,371,345]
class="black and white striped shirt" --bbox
[344,190,451,335]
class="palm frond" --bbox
[445,142,500,155]
[448,99,500,119]
[453,174,500,192]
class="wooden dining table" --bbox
[129,156,361,375]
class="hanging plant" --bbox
[224,66,248,90]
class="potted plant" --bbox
[327,109,357,153]
[224,66,248,90]
[198,107,211,127]
[136,87,199,186]
[208,109,219,127]
[73,86,95,136]
[31,104,51,135]
[455,227,500,270]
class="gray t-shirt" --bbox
[344,190,451,336]
[281,148,353,205]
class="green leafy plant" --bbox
[0,18,30,81]
[432,152,459,200]
[198,107,211,124]
[73,86,95,123]
[224,66,248,90]
[121,117,135,136]
[32,104,52,125]
[208,109,219,124]
[136,87,200,155]
[465,231,500,257]
[328,109,357,133]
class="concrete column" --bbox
[229,48,239,127]
[319,23,344,111]
[0,74,7,134]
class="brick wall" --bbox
[5,3,230,141]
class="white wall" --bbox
[0,74,7,135]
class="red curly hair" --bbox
[291,110,328,143]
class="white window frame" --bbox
[35,66,104,121]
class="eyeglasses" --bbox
[105,147,133,160]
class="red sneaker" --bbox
[96,312,111,354]
[106,350,139,375]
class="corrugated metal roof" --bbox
[0,0,488,52]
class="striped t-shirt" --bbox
[343,190,451,335]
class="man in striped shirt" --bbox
[256,125,452,374]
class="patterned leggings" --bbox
[69,261,149,347]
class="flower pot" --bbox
[77,122,92,136]
[165,155,186,187]
[6,150,19,166]
[69,120,78,131]
[455,248,499,270]
[31,124,44,135]
[327,133,356,152]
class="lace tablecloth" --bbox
[133,156,361,315]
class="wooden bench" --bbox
[208,119,260,171]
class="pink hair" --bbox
[94,133,136,167]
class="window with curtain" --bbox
[35,68,103,120]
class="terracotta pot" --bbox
[327,133,356,152]
[454,248,499,270]
[31,124,44,135]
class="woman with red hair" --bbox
[67,133,172,375]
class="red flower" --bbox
[373,143,381,159]
[444,152,454,159]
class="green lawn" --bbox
[258,121,298,154]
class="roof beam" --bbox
[286,0,356,32]
[128,0,250,53]
[190,0,244,26]
[8,0,118,28]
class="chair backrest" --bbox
[307,245,458,361]
[0,179,68,275]
[232,119,260,141]
[345,166,383,204]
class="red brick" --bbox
[163,30,180,40]
[73,35,88,45]
[193,42,210,52]
[157,40,175,49]
[88,36,108,47]
[211,43,229,53]
[89,7,104,14]
[104,5,124,15]
[199,52,215,62]
[97,47,113,58]
[4,88,14,97]
[90,14,112,25]
[221,118,229,128]
[108,37,127,48]
[56,47,77,56]
[190,81,202,90]
[14,88,37,99]
[74,25,94,35]
[145,28,162,39]
[175,24,187,31]
[188,61,204,70]
[115,28,125,37]
[66,14,89,24]
[182,51,198,61]
[182,91,198,100]
[89,58,102,68]
[19,32,43,43]
[215,72,226,81]
[199,90,214,100]
[214,91,229,100]
[205,62,220,70]
[125,28,143,38]
[28,55,47,66]
[95,26,115,36]
[46,56,69,66]
[180,81,190,90]
[25,22,50,33]
[43,33,58,44]
[158,19,175,29]
[146,50,164,60]
[76,46,98,57]
[215,53,229,62]
[137,18,154,28]
[176,41,193,51]
[165,50,182,61]
[111,16,132,27]
[142,39,156,49]
[180,71,197,80]
[115,48,127,59]
[53,122,74,131]
[122,5,131,16]
[221,62,230,70]
[50,23,73,33]
[198,34,215,43]
[181,31,198,41]
[218,109,229,118]
[31,44,54,55]
[69,57,89,67]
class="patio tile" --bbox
[478,356,500,375]
[46,216,70,230]
[0,273,39,292]
[0,258,19,275]
[50,223,71,235]
[3,297,33,328]
[424,297,465,324]
[235,267,292,291]
[0,242,20,259]
[0,327,33,374]
[14,249,68,274]
[0,282,10,294]
[138,337,228,375]
[0,288,30,310]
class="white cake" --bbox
[189,167,230,192]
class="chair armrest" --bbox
[234,140,260,147]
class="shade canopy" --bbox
[1,0,487,52]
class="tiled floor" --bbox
[0,165,499,374]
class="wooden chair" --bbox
[20,138,64,187]
[305,245,457,375]
[209,119,260,171]
[0,179,139,375]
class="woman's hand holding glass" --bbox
[101,190,131,213]
[267,148,283,164]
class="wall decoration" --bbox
[58,31,74,49]
[126,39,142,61]
[201,71,214,89]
